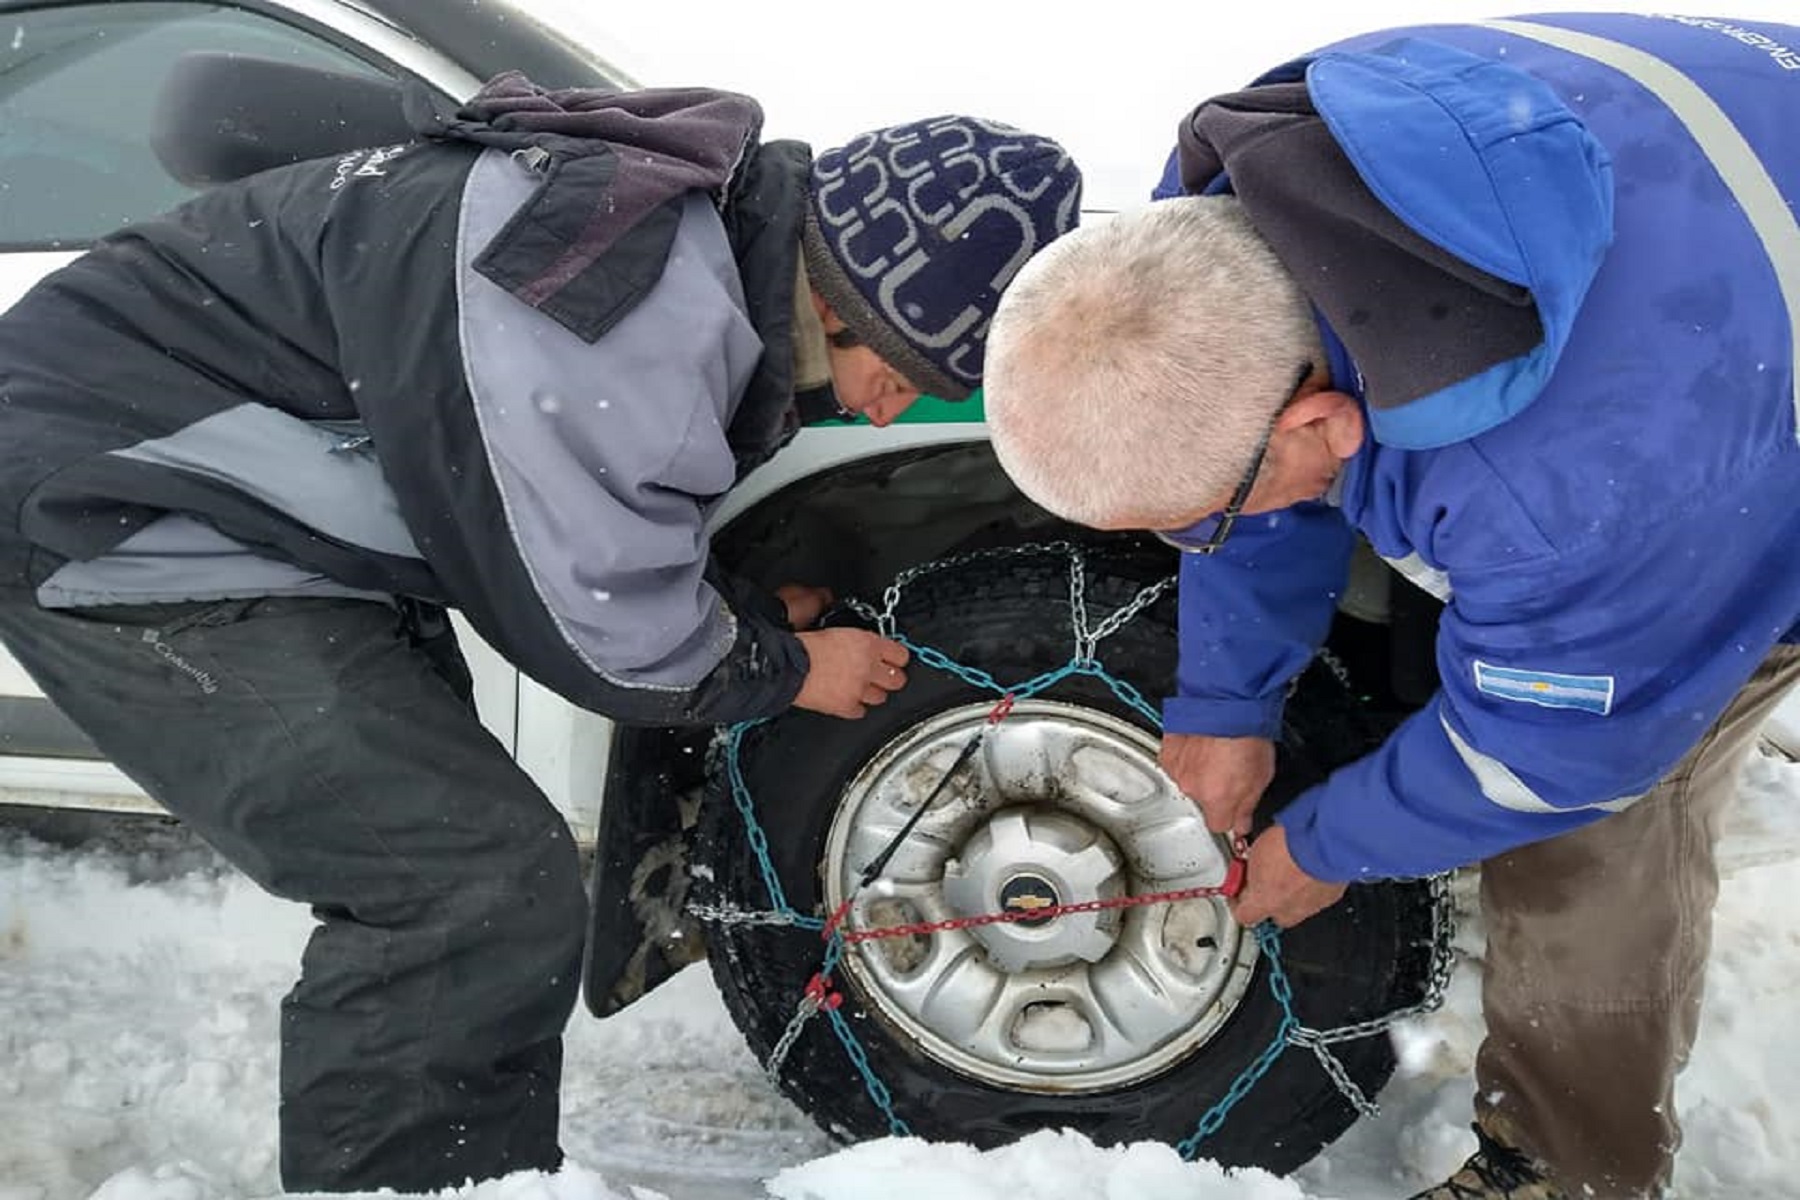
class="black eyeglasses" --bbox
[1154,362,1313,556]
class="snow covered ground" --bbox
[6,3,1800,1197]
[3,734,1798,1200]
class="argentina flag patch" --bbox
[1474,661,1614,715]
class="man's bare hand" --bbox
[1160,733,1275,836]
[775,584,834,630]
[1230,825,1347,929]
[792,628,909,718]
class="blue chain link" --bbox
[721,583,1335,1159]
[895,635,1080,702]
[1175,924,1300,1158]
[824,1004,912,1138]
[723,720,822,932]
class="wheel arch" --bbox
[583,437,1445,1020]
[710,436,1171,597]
[582,439,1171,1018]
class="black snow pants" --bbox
[0,592,587,1192]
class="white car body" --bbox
[0,0,991,840]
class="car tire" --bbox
[696,551,1436,1173]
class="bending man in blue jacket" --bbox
[983,13,1800,1200]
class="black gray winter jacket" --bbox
[0,80,814,725]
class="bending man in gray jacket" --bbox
[0,75,1081,1192]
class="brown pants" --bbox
[1475,644,1800,1198]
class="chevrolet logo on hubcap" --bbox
[999,874,1061,927]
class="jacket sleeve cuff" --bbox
[1161,693,1286,739]
[681,619,807,725]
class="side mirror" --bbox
[150,52,420,185]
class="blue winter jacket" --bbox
[1154,13,1800,882]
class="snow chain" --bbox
[696,542,1458,1155]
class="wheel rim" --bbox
[823,699,1258,1093]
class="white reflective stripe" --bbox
[1440,713,1640,814]
[1476,18,1800,444]
[1382,551,1453,601]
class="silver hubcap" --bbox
[823,699,1258,1093]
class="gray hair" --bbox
[984,195,1323,528]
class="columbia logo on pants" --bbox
[140,629,220,694]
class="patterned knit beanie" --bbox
[802,115,1083,401]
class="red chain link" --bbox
[820,895,856,942]
[813,692,1253,991]
[803,972,844,1011]
[837,857,1246,946]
